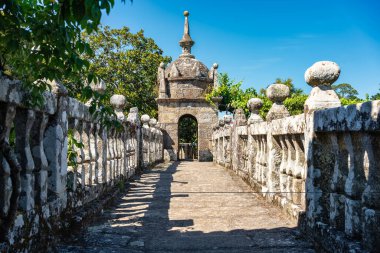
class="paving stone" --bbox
[57,161,314,252]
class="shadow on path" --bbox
[57,162,314,253]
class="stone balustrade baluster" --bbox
[87,122,94,185]
[15,109,36,211]
[79,121,87,187]
[31,113,49,205]
[93,123,101,184]
[0,105,17,216]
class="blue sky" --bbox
[101,0,380,98]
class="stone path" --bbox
[58,162,314,253]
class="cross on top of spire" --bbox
[179,10,195,58]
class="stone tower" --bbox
[157,11,219,161]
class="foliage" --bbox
[340,97,364,106]
[80,26,171,118]
[0,0,128,106]
[332,83,359,99]
[274,78,303,95]
[206,73,257,115]
[370,85,380,100]
[178,116,198,143]
[67,129,84,169]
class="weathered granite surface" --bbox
[212,61,380,253]
[0,78,164,252]
[156,11,218,161]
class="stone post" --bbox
[127,107,141,173]
[218,119,225,166]
[303,61,341,233]
[304,61,341,113]
[44,80,68,210]
[158,63,168,98]
[247,98,264,125]
[265,83,290,121]
[149,118,157,164]
[247,98,264,187]
[141,114,150,167]
[110,94,127,176]
[85,79,106,106]
[231,109,247,173]
[110,94,126,122]
[265,84,290,195]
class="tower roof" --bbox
[165,11,210,80]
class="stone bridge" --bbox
[1,60,380,252]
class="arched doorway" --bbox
[178,115,198,160]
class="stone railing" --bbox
[212,61,380,252]
[0,77,163,251]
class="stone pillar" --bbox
[304,61,341,113]
[127,107,141,172]
[141,114,150,167]
[110,94,126,122]
[303,61,341,231]
[110,94,127,177]
[266,83,290,121]
[158,63,168,98]
[247,98,264,186]
[247,98,264,125]
[149,118,157,163]
[44,80,68,209]
[265,83,290,196]
[208,63,219,89]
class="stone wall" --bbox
[212,61,380,252]
[0,77,164,252]
[158,99,218,161]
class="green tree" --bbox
[179,116,197,143]
[79,26,171,117]
[332,83,359,99]
[274,78,303,95]
[0,0,129,106]
[370,85,380,100]
[206,73,257,115]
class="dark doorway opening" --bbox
[178,115,198,160]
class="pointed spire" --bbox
[179,10,195,58]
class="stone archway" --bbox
[156,11,219,162]
[178,114,198,160]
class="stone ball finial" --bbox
[159,62,165,68]
[184,10,189,16]
[266,83,290,103]
[218,118,225,127]
[89,79,106,94]
[141,114,150,125]
[247,98,263,112]
[305,61,340,87]
[110,94,126,109]
[149,118,157,127]
[223,115,233,124]
[213,63,219,69]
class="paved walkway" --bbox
[58,162,314,253]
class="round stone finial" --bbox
[184,10,189,16]
[266,83,290,103]
[149,118,157,127]
[141,114,150,124]
[218,118,225,127]
[213,63,219,69]
[247,98,263,112]
[223,115,233,124]
[159,62,165,68]
[110,94,126,109]
[305,61,340,87]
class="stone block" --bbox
[344,198,362,238]
[329,193,345,230]
[362,207,380,252]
